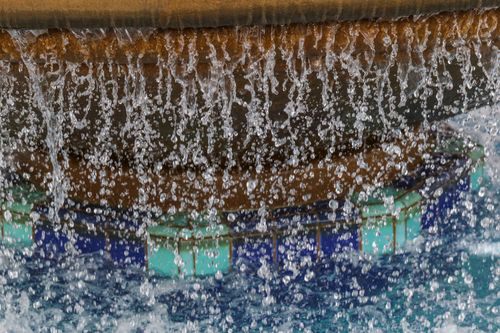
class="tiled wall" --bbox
[0,137,485,278]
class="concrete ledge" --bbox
[0,0,497,29]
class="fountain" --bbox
[0,1,498,278]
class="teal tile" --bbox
[361,204,391,219]
[148,239,195,277]
[148,213,191,239]
[147,214,198,277]
[3,217,33,247]
[1,185,45,215]
[195,239,230,276]
[395,214,406,250]
[158,213,190,228]
[193,224,229,239]
[354,186,423,254]
[406,207,422,241]
[362,218,393,255]
[468,145,485,162]
[470,161,485,192]
[399,192,422,209]
[352,188,399,218]
[437,137,486,192]
[180,243,196,276]
[148,241,178,276]
[194,224,230,276]
[148,225,182,239]
[149,214,231,277]
[352,188,422,219]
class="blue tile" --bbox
[277,230,318,265]
[226,200,355,236]
[225,210,262,234]
[74,231,106,254]
[422,175,470,230]
[457,176,470,192]
[34,225,69,255]
[109,237,146,266]
[421,202,438,230]
[232,236,273,266]
[320,225,358,257]
[54,203,147,233]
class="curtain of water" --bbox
[0,11,497,216]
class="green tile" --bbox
[354,186,425,255]
[406,207,422,241]
[195,239,230,276]
[148,239,195,277]
[158,213,190,228]
[437,137,465,155]
[2,216,33,247]
[352,188,421,219]
[148,241,178,276]
[468,145,485,162]
[436,135,484,160]
[193,224,230,276]
[362,218,393,255]
[436,137,486,191]
[147,214,197,277]
[470,160,485,192]
[148,213,192,239]
[148,213,229,277]
[395,213,406,250]
[1,185,45,215]
[399,192,422,209]
[178,242,195,276]
[193,224,229,239]
[361,203,392,219]
[148,225,189,239]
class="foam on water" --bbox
[468,241,500,257]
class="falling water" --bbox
[0,8,498,332]
[0,10,497,215]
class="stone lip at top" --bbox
[0,0,497,29]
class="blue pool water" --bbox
[0,109,498,332]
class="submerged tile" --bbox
[74,231,106,254]
[232,236,273,266]
[277,230,317,266]
[148,239,195,277]
[320,225,358,256]
[109,237,146,266]
[352,185,424,255]
[34,225,69,254]
[148,241,179,277]
[470,161,485,192]
[3,216,33,247]
[147,215,230,277]
[195,238,231,276]
[1,185,45,215]
[406,206,422,241]
[361,218,394,255]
